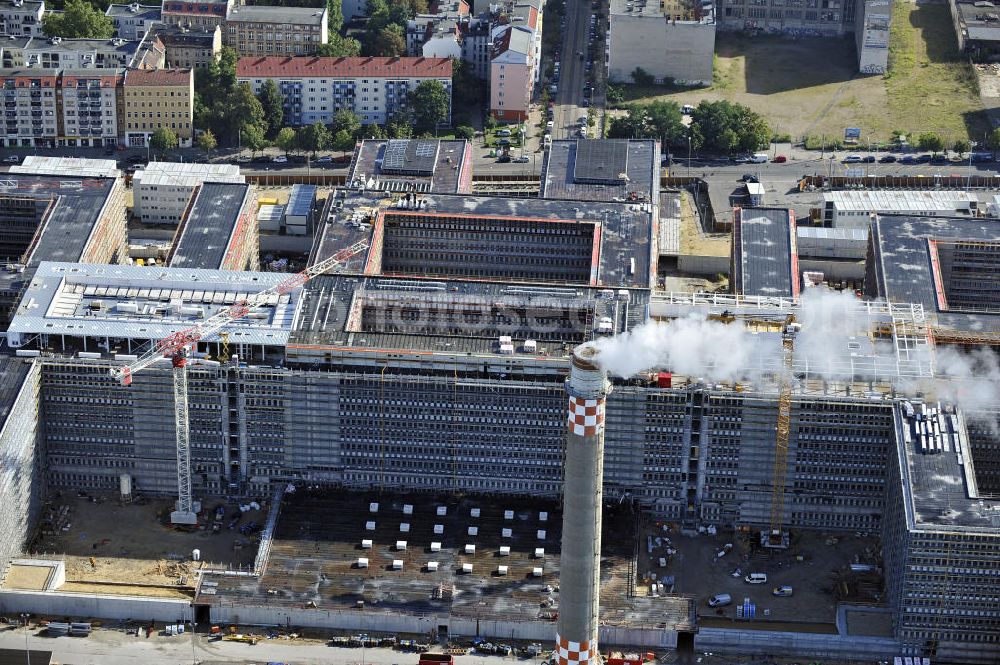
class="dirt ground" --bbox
[623,3,986,143]
[641,524,884,626]
[28,494,264,588]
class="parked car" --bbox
[236,155,252,163]
[272,155,288,163]
[843,154,863,163]
[546,120,554,129]
[861,155,876,163]
[496,129,512,137]
[915,153,932,163]
[733,155,751,164]
[741,174,759,183]
[879,154,897,163]
[745,572,768,584]
[314,155,333,163]
[772,585,794,597]
[496,154,511,163]
[772,154,787,163]
[930,154,947,164]
[899,155,917,164]
[3,155,20,163]
[708,593,732,607]
[513,156,529,163]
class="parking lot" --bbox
[640,523,884,626]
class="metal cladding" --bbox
[557,344,610,665]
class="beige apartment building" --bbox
[155,24,222,69]
[120,68,194,147]
[223,5,328,56]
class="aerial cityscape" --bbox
[0,0,997,664]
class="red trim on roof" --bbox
[236,56,452,79]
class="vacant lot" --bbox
[619,4,985,142]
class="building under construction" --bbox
[0,148,997,661]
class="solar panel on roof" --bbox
[573,140,629,184]
[380,139,439,176]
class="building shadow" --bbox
[725,34,858,95]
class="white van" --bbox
[750,153,769,164]
[744,572,768,584]
[707,593,732,607]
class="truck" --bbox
[419,654,454,665]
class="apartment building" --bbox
[161,0,232,30]
[154,24,222,69]
[105,3,162,41]
[237,56,452,126]
[0,35,163,69]
[489,26,533,121]
[132,161,244,224]
[120,68,194,147]
[608,0,716,86]
[0,68,58,146]
[223,5,328,57]
[0,0,44,37]
[59,69,120,146]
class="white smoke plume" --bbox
[904,346,1000,433]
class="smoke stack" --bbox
[557,344,610,665]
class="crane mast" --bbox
[766,320,798,548]
[110,240,369,524]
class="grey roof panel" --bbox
[170,183,249,270]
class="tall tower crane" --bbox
[109,241,369,524]
[766,320,797,548]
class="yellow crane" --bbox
[767,324,796,548]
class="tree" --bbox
[256,80,285,140]
[276,127,298,155]
[607,107,650,140]
[359,124,387,140]
[952,138,971,155]
[297,122,330,154]
[455,125,475,141]
[221,84,267,147]
[485,114,498,131]
[408,80,449,133]
[149,127,179,155]
[369,24,406,57]
[644,100,687,149]
[689,100,770,155]
[43,0,115,38]
[328,0,344,32]
[316,34,362,57]
[332,128,357,152]
[630,67,655,86]
[330,109,362,138]
[988,128,1000,152]
[217,47,239,90]
[606,85,624,105]
[241,123,268,155]
[195,129,217,153]
[917,132,944,154]
[386,118,413,139]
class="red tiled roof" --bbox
[236,56,453,79]
[123,68,192,87]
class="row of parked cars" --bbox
[843,152,993,164]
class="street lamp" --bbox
[687,134,692,178]
[20,613,30,665]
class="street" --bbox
[551,0,597,141]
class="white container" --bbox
[400,523,410,533]
[532,567,543,577]
[395,540,407,551]
[191,549,200,561]
[436,506,447,516]
[499,546,511,556]
[430,541,442,552]
[502,528,512,538]
[462,563,473,574]
[537,529,546,540]
[427,561,439,572]
[365,521,376,531]
[539,511,548,522]
[468,526,478,536]
[504,510,514,520]
[357,557,369,568]
[434,524,444,534]
[534,547,545,559]
[392,560,403,570]
[403,504,413,514]
[361,539,372,549]
[369,502,379,513]
[523,340,537,352]
[497,565,508,576]
[470,508,480,518]
[465,544,476,555]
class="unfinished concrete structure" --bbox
[166,182,259,271]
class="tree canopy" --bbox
[689,100,770,155]
[194,47,268,148]
[608,101,686,150]
[149,127,179,154]
[276,127,298,154]
[43,0,115,38]
[917,132,944,154]
[195,130,218,153]
[256,80,285,140]
[316,34,362,57]
[408,80,449,133]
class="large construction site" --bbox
[0,140,997,664]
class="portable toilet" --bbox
[532,567,543,577]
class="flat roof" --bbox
[733,207,797,298]
[956,1,1000,42]
[10,156,120,178]
[226,4,326,25]
[541,139,660,203]
[347,139,472,193]
[573,139,629,184]
[0,649,51,665]
[0,174,119,266]
[868,214,1000,335]
[7,262,302,348]
[133,161,243,189]
[825,190,976,212]
[896,405,1000,533]
[286,184,317,218]
[312,189,654,289]
[170,182,249,270]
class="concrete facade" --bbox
[132,162,244,224]
[607,4,716,86]
[855,0,890,75]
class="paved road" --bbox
[551,0,593,140]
